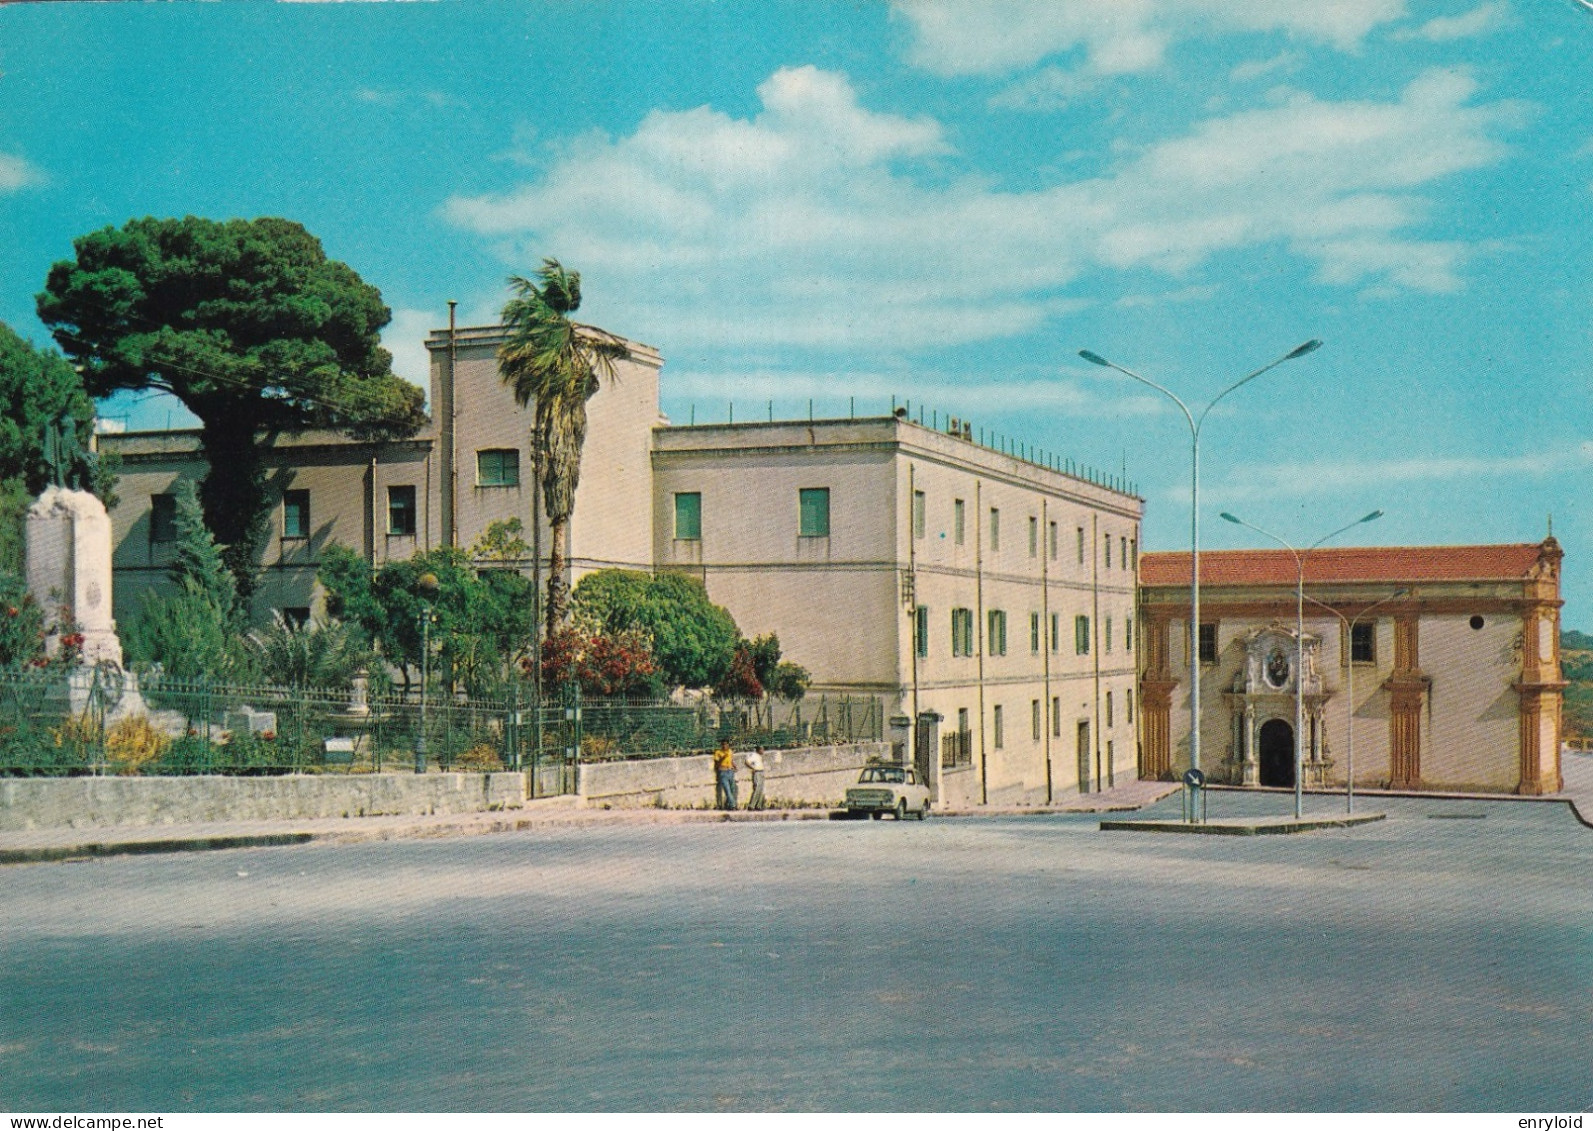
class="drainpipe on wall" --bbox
[1042,496,1053,804]
[445,300,458,548]
[908,461,920,761]
[1093,512,1102,791]
[976,479,987,806]
[364,452,376,564]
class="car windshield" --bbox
[860,767,907,783]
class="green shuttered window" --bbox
[674,492,702,540]
[799,488,830,537]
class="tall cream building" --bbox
[653,418,1143,807]
[1137,540,1566,795]
[98,321,1143,804]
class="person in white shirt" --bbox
[744,746,767,811]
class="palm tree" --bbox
[497,260,630,639]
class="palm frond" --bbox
[537,258,581,315]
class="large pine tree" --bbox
[37,216,427,601]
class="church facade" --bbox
[1137,541,1566,795]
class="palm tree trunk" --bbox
[546,516,570,639]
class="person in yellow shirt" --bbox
[712,739,738,810]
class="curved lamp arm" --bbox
[1196,340,1321,438]
[1077,351,1195,437]
[1221,509,1383,573]
[1303,586,1408,628]
[1077,339,1320,437]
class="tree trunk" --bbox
[545,516,569,640]
[196,413,270,606]
[537,393,587,641]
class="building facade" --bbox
[652,417,1143,807]
[100,325,664,624]
[96,320,1145,807]
[1137,540,1566,795]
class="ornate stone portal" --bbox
[1223,623,1334,787]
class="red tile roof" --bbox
[1140,543,1549,588]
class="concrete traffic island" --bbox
[1099,812,1387,836]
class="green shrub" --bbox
[156,734,214,775]
[246,612,372,691]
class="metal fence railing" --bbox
[577,692,884,762]
[0,665,883,781]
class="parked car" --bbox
[844,764,930,820]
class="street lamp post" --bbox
[1077,340,1322,778]
[415,571,440,775]
[1303,587,1408,814]
[1219,511,1383,819]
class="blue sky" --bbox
[2,0,1589,627]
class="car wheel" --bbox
[916,801,929,821]
[870,810,883,820]
[896,799,908,821]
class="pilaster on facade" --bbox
[1136,612,1175,779]
[1138,676,1176,780]
[1382,613,1429,790]
[1514,536,1566,794]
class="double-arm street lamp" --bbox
[1219,510,1384,818]
[1303,587,1408,814]
[1077,340,1322,776]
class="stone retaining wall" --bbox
[0,772,526,832]
[0,743,891,829]
[577,742,888,808]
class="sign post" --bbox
[1182,767,1207,825]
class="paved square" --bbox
[2,794,1589,1111]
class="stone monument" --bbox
[27,486,123,667]
[25,413,122,667]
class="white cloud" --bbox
[1394,3,1509,41]
[1211,442,1593,503]
[445,66,1516,357]
[0,153,43,192]
[1096,69,1519,292]
[986,66,1098,111]
[892,0,1405,78]
[382,308,439,402]
[355,87,459,108]
[1114,284,1219,309]
[1229,52,1300,84]
[663,367,1166,419]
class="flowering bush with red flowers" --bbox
[712,642,763,701]
[526,628,663,698]
[0,573,46,667]
[49,606,85,667]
